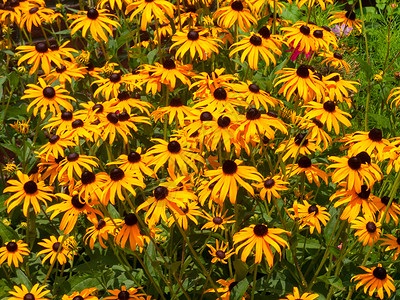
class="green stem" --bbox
[250,264,258,300]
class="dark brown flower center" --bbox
[6,241,18,252]
[366,221,376,233]
[308,204,318,214]
[23,293,35,300]
[169,98,183,107]
[118,91,130,100]
[163,58,176,70]
[56,65,66,73]
[180,206,189,214]
[213,216,223,224]
[109,73,121,83]
[187,30,199,41]
[216,250,226,259]
[323,101,336,112]
[81,170,96,185]
[263,178,275,189]
[333,52,343,59]
[72,296,84,300]
[71,195,86,209]
[263,136,270,144]
[61,111,73,120]
[97,219,106,230]
[49,135,60,144]
[300,25,310,35]
[117,291,130,300]
[93,104,104,113]
[23,181,38,194]
[128,151,141,163]
[107,113,119,124]
[356,151,371,165]
[87,8,99,20]
[35,42,48,53]
[125,213,138,226]
[380,196,395,206]
[296,65,309,78]
[71,119,84,128]
[200,111,213,121]
[313,30,323,38]
[228,281,238,291]
[231,1,243,11]
[213,87,227,100]
[368,128,382,142]
[321,25,331,32]
[118,112,129,122]
[294,133,308,146]
[356,185,370,199]
[373,267,387,280]
[312,118,323,128]
[348,156,361,170]
[167,141,181,153]
[154,186,169,200]
[110,168,125,181]
[253,224,268,237]
[67,153,79,162]
[298,156,312,168]
[249,83,259,93]
[250,35,262,46]
[217,116,231,128]
[258,26,271,39]
[222,160,237,174]
[345,10,356,21]
[43,87,55,99]
[246,108,261,120]
[139,30,150,41]
[52,242,60,252]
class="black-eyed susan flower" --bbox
[233,81,280,110]
[170,28,221,61]
[276,133,321,162]
[38,134,76,160]
[62,287,98,300]
[213,0,257,32]
[22,78,76,119]
[69,8,119,42]
[323,73,359,104]
[372,195,400,225]
[298,117,332,151]
[304,100,352,135]
[45,60,86,87]
[137,178,197,226]
[84,218,117,249]
[16,42,62,75]
[281,22,318,54]
[167,201,203,230]
[253,175,289,203]
[37,235,75,265]
[114,213,146,251]
[197,180,223,208]
[93,72,132,100]
[275,65,323,103]
[108,149,154,179]
[126,0,175,31]
[19,5,53,32]
[297,200,330,234]
[321,51,351,73]
[98,112,132,144]
[295,0,333,10]
[66,117,102,144]
[351,216,381,246]
[75,171,108,204]
[346,129,390,161]
[205,159,262,204]
[101,168,145,205]
[233,224,289,265]
[8,284,50,300]
[329,10,362,33]
[98,0,128,10]
[146,138,204,176]
[351,264,395,299]
[4,170,53,216]
[287,156,328,187]
[330,184,377,222]
[112,91,153,115]
[190,68,237,98]
[279,287,319,300]
[151,97,194,128]
[203,114,239,153]
[328,155,382,193]
[207,240,234,264]
[104,286,146,300]
[380,234,400,260]
[58,153,98,183]
[202,206,234,231]
[388,86,400,108]
[0,240,30,267]
[205,279,246,300]
[47,193,101,234]
[229,32,280,70]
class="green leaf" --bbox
[0,222,19,242]
[327,246,341,258]
[147,49,158,65]
[0,76,7,99]
[7,71,19,91]
[317,274,345,291]
[15,269,32,289]
[229,278,249,300]
[233,258,249,281]
[354,57,373,79]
